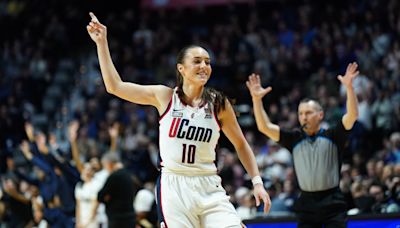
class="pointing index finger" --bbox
[89,12,99,23]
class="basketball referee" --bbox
[246,62,360,228]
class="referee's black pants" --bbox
[108,217,136,228]
[293,187,347,228]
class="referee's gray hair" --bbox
[299,98,323,111]
[101,152,121,164]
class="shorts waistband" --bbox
[161,168,216,176]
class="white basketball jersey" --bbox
[159,88,221,175]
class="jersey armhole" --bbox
[159,96,172,121]
[213,110,221,130]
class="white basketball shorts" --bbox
[156,172,242,228]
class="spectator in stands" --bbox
[349,180,375,215]
[19,140,74,228]
[0,176,33,227]
[235,187,256,220]
[134,182,156,228]
[98,152,137,228]
[75,163,100,228]
[369,182,400,213]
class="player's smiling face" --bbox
[178,47,212,85]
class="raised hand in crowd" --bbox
[20,140,33,161]
[108,122,120,152]
[69,120,83,173]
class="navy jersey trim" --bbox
[159,96,172,121]
[156,175,168,228]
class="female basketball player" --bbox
[87,12,271,228]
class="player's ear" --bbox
[177,64,184,73]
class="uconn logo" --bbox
[168,118,212,142]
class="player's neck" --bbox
[182,84,204,107]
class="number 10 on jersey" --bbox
[182,144,196,164]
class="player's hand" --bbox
[87,12,107,45]
[253,183,271,214]
[337,62,359,88]
[246,73,272,100]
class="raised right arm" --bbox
[87,12,172,113]
[68,121,83,174]
[246,74,280,142]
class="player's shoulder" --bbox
[153,85,173,96]
[153,85,174,105]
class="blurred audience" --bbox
[1,0,400,226]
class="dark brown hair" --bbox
[176,45,229,114]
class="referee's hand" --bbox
[253,183,271,213]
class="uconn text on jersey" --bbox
[168,118,213,142]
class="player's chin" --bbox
[197,77,209,85]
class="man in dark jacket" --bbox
[98,152,137,228]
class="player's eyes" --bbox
[193,59,210,65]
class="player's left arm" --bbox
[338,62,359,130]
[219,100,271,213]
